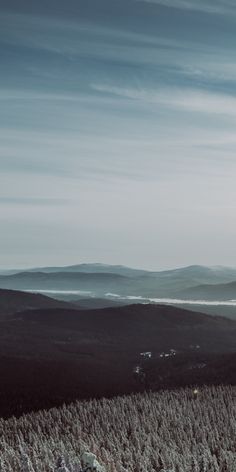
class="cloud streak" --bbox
[92,84,236,118]
[1,0,236,269]
[0,197,68,206]
[137,0,236,16]
[2,11,236,83]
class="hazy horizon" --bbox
[1,0,236,269]
[1,260,236,272]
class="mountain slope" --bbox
[21,263,150,277]
[0,288,73,318]
[1,386,236,471]
[0,271,127,293]
[0,263,150,277]
[14,303,236,355]
[2,265,236,298]
[0,303,236,417]
[71,297,126,309]
[179,280,236,300]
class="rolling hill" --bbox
[1,265,236,299]
[0,303,236,417]
[71,297,126,309]
[0,288,73,318]
[179,280,236,301]
[12,263,150,277]
[0,271,127,293]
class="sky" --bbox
[1,0,236,270]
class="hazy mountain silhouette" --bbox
[0,271,126,292]
[179,280,236,300]
[14,263,150,277]
[1,264,236,297]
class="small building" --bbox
[140,351,152,359]
[133,366,141,374]
[160,349,177,359]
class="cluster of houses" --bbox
[159,349,177,358]
[133,349,179,377]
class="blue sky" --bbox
[1,0,236,269]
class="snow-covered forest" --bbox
[0,385,236,471]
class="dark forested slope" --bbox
[0,288,73,318]
[0,303,236,417]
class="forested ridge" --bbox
[1,385,236,471]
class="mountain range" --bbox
[179,280,236,301]
[1,277,236,417]
[1,264,236,301]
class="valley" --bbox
[1,264,236,419]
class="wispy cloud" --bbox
[0,11,198,59]
[0,197,68,206]
[1,1,236,269]
[92,84,236,118]
[1,10,236,90]
[137,0,236,16]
